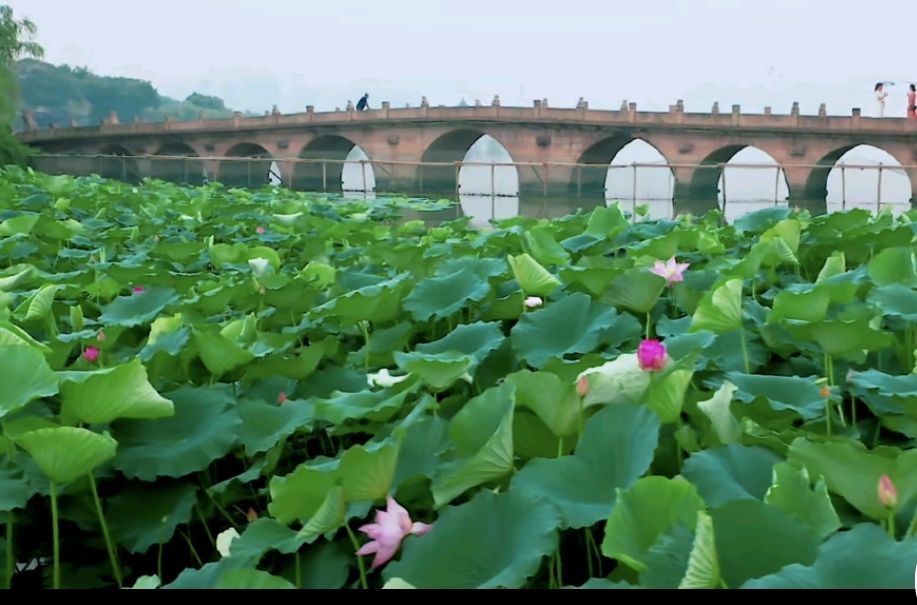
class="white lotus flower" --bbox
[216,527,240,558]
[248,257,270,277]
[524,296,543,309]
[368,368,410,388]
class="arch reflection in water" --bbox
[604,140,675,221]
[825,145,911,215]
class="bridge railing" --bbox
[27,153,914,218]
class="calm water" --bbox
[335,135,912,225]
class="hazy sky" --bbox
[12,0,916,116]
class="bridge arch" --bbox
[150,142,204,185]
[219,143,276,188]
[806,144,913,213]
[291,135,374,193]
[687,145,790,214]
[97,143,141,183]
[418,129,520,195]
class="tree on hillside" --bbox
[0,5,43,165]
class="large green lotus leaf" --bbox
[682,444,782,508]
[815,250,846,282]
[504,370,580,437]
[511,403,660,528]
[14,427,117,484]
[107,482,197,554]
[561,205,627,252]
[393,413,449,485]
[314,275,407,324]
[384,490,559,589]
[742,524,917,589]
[785,318,893,357]
[848,369,917,410]
[60,358,174,424]
[507,253,561,296]
[268,466,338,526]
[314,387,413,426]
[0,460,31,512]
[0,213,39,236]
[98,287,178,327]
[0,321,52,354]
[726,372,827,420]
[13,283,59,323]
[432,383,515,507]
[228,518,307,561]
[767,287,831,323]
[403,269,490,321]
[434,256,507,280]
[732,206,792,233]
[679,511,721,589]
[638,523,696,589]
[207,243,248,268]
[162,559,251,589]
[523,226,570,266]
[601,476,705,573]
[689,278,743,333]
[269,438,400,525]
[349,322,414,369]
[577,354,652,407]
[215,569,295,590]
[511,292,621,368]
[642,365,694,425]
[296,485,346,543]
[393,351,473,391]
[603,269,666,314]
[0,266,34,291]
[236,400,314,456]
[696,381,741,445]
[788,438,917,520]
[0,343,58,419]
[112,385,241,481]
[560,266,620,297]
[764,462,840,540]
[867,284,917,321]
[868,245,917,287]
[415,321,505,363]
[192,328,256,377]
[712,499,818,588]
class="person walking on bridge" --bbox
[356,93,370,111]
[875,82,889,117]
[907,84,916,120]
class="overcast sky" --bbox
[11,0,916,115]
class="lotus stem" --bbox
[50,481,60,589]
[344,523,369,589]
[359,321,371,372]
[739,328,750,374]
[645,311,651,340]
[887,511,896,540]
[89,472,122,587]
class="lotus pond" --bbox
[1,166,916,589]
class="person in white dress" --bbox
[875,82,889,117]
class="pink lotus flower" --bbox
[878,475,897,508]
[132,286,145,294]
[637,339,667,372]
[246,507,258,523]
[97,330,107,342]
[356,496,432,570]
[524,296,543,309]
[277,391,287,405]
[650,257,690,287]
[83,346,100,363]
[577,375,589,398]
[256,226,266,235]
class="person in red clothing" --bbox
[908,84,916,120]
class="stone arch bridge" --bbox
[19,100,917,213]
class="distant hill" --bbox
[16,59,244,129]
